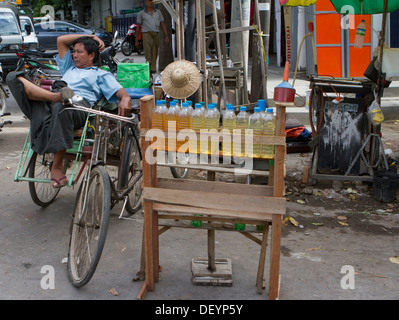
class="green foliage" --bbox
[30,0,71,17]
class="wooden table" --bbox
[137,95,288,300]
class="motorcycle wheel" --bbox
[121,39,133,56]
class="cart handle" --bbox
[62,104,136,124]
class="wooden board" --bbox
[143,187,286,216]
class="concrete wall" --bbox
[89,0,144,28]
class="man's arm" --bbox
[57,34,105,59]
[115,88,131,117]
[160,22,169,45]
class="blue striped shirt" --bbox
[55,50,122,106]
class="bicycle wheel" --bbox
[28,152,60,206]
[121,126,143,215]
[67,165,111,288]
[121,39,133,56]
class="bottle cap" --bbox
[226,104,234,110]
[240,106,246,111]
[208,104,214,109]
[170,101,177,107]
[267,108,273,113]
[195,103,201,109]
[258,99,266,109]
[254,107,260,112]
[182,102,188,107]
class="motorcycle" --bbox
[100,31,135,74]
[120,23,143,56]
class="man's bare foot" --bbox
[51,168,68,188]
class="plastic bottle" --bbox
[248,107,263,158]
[222,104,236,157]
[186,101,194,115]
[165,101,178,151]
[261,108,276,159]
[258,99,267,118]
[234,106,249,157]
[354,20,366,48]
[177,102,191,153]
[151,100,166,150]
[190,103,204,154]
[203,104,219,155]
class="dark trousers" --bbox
[6,71,87,155]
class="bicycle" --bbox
[15,96,143,287]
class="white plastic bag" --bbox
[368,99,384,126]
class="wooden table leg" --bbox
[207,230,216,271]
[207,170,216,271]
[256,223,270,293]
[269,214,282,300]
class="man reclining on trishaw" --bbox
[7,34,131,188]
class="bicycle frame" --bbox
[14,114,92,187]
[64,104,141,218]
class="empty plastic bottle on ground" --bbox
[190,103,204,154]
[234,106,249,157]
[261,108,276,159]
[177,102,191,153]
[222,104,236,157]
[248,107,263,158]
[151,100,167,150]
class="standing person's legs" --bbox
[142,32,154,72]
[150,31,159,74]
[143,31,159,74]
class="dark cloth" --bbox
[6,71,87,155]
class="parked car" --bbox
[34,20,113,51]
[0,4,24,72]
[20,15,39,50]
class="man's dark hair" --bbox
[72,36,100,64]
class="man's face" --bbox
[72,42,95,68]
[146,0,154,8]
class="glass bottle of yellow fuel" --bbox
[261,108,275,159]
[222,104,236,157]
[190,103,204,154]
[176,102,191,153]
[151,100,167,150]
[165,101,178,151]
[234,106,249,157]
[248,107,263,158]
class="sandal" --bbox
[51,175,68,189]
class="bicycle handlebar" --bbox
[62,104,136,124]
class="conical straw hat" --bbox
[161,60,201,99]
